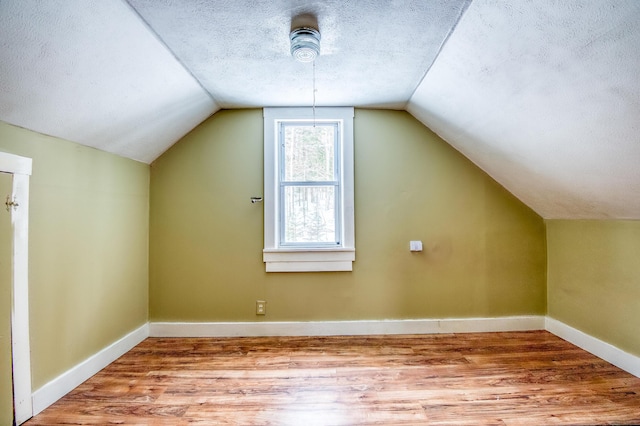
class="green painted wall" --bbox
[0,172,13,424]
[547,220,640,356]
[0,122,150,390]
[1,105,637,415]
[149,109,546,321]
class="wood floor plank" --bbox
[25,331,640,425]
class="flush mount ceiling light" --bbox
[290,27,321,62]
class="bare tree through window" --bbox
[280,123,340,245]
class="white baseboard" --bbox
[545,317,640,378]
[31,323,149,416]
[149,315,545,337]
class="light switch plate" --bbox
[410,241,423,252]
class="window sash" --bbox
[278,121,342,247]
[280,122,338,183]
[279,183,341,247]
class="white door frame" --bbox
[0,151,33,424]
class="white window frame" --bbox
[263,107,355,272]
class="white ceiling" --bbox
[127,0,469,109]
[408,0,640,219]
[1,0,639,219]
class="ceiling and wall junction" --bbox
[1,0,639,219]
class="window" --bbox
[280,122,339,246]
[263,107,355,272]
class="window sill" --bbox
[263,248,355,272]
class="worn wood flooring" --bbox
[25,331,640,425]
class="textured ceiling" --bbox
[408,0,640,219]
[0,0,218,162]
[1,0,639,219]
[127,0,470,109]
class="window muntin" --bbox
[279,122,341,247]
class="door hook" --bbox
[5,195,19,212]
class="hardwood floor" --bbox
[26,331,640,425]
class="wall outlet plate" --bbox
[256,300,266,315]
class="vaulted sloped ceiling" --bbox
[408,1,640,219]
[0,0,219,162]
[1,0,639,219]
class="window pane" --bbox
[283,186,336,244]
[283,124,335,182]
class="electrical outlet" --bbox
[256,300,266,315]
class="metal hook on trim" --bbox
[5,195,19,212]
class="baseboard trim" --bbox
[545,317,640,378]
[31,323,149,416]
[149,316,545,337]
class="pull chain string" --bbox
[312,60,316,127]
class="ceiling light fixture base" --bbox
[290,27,321,63]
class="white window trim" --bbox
[263,107,355,272]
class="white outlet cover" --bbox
[410,241,423,252]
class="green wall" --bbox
[149,109,546,321]
[0,122,150,390]
[547,220,640,356]
[2,107,639,416]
